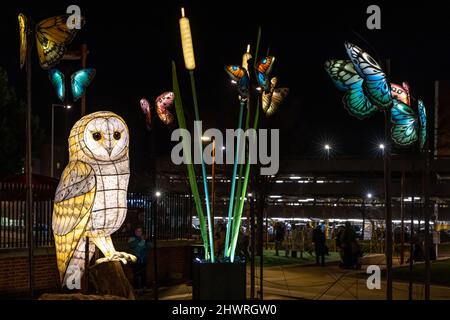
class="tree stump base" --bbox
[89,261,135,300]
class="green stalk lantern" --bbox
[172,61,210,260]
[229,97,260,261]
[179,8,215,261]
[224,99,246,256]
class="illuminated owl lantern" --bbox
[52,111,136,286]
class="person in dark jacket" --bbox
[340,222,357,268]
[312,225,326,266]
[128,226,151,289]
[274,222,285,256]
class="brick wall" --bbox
[146,243,193,284]
[0,248,60,297]
[0,240,194,297]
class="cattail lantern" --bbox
[179,8,196,70]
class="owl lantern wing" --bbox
[52,161,96,281]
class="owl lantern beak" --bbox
[106,146,113,156]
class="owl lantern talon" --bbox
[95,256,127,266]
[111,251,137,263]
[52,111,131,286]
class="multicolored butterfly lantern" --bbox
[225,56,289,117]
[325,42,426,148]
[18,13,85,70]
[48,68,96,102]
[140,92,175,130]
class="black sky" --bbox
[1,1,450,176]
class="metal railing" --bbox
[0,189,193,249]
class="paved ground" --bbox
[137,254,450,300]
[260,260,450,300]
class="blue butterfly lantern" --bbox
[325,42,427,149]
[48,68,96,102]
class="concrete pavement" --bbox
[137,254,450,300]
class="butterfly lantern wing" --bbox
[262,77,288,117]
[18,14,29,69]
[345,42,392,110]
[140,98,152,130]
[324,59,377,119]
[263,88,289,117]
[262,77,277,114]
[155,92,175,126]
[35,15,85,70]
[71,68,96,101]
[48,69,66,101]
[402,82,411,105]
[418,99,427,150]
[390,82,410,106]
[255,56,275,92]
[225,65,249,98]
[390,99,419,146]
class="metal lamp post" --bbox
[51,104,71,178]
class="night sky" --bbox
[1,1,450,177]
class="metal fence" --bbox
[0,184,193,249]
[155,193,192,240]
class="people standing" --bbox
[335,225,345,267]
[304,224,314,256]
[340,222,357,268]
[274,222,285,256]
[291,224,303,258]
[284,225,291,257]
[312,225,326,266]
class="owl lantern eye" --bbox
[113,131,121,140]
[92,132,102,141]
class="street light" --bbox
[367,193,373,199]
[155,191,162,197]
[51,104,71,178]
[379,143,385,156]
[324,144,331,159]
